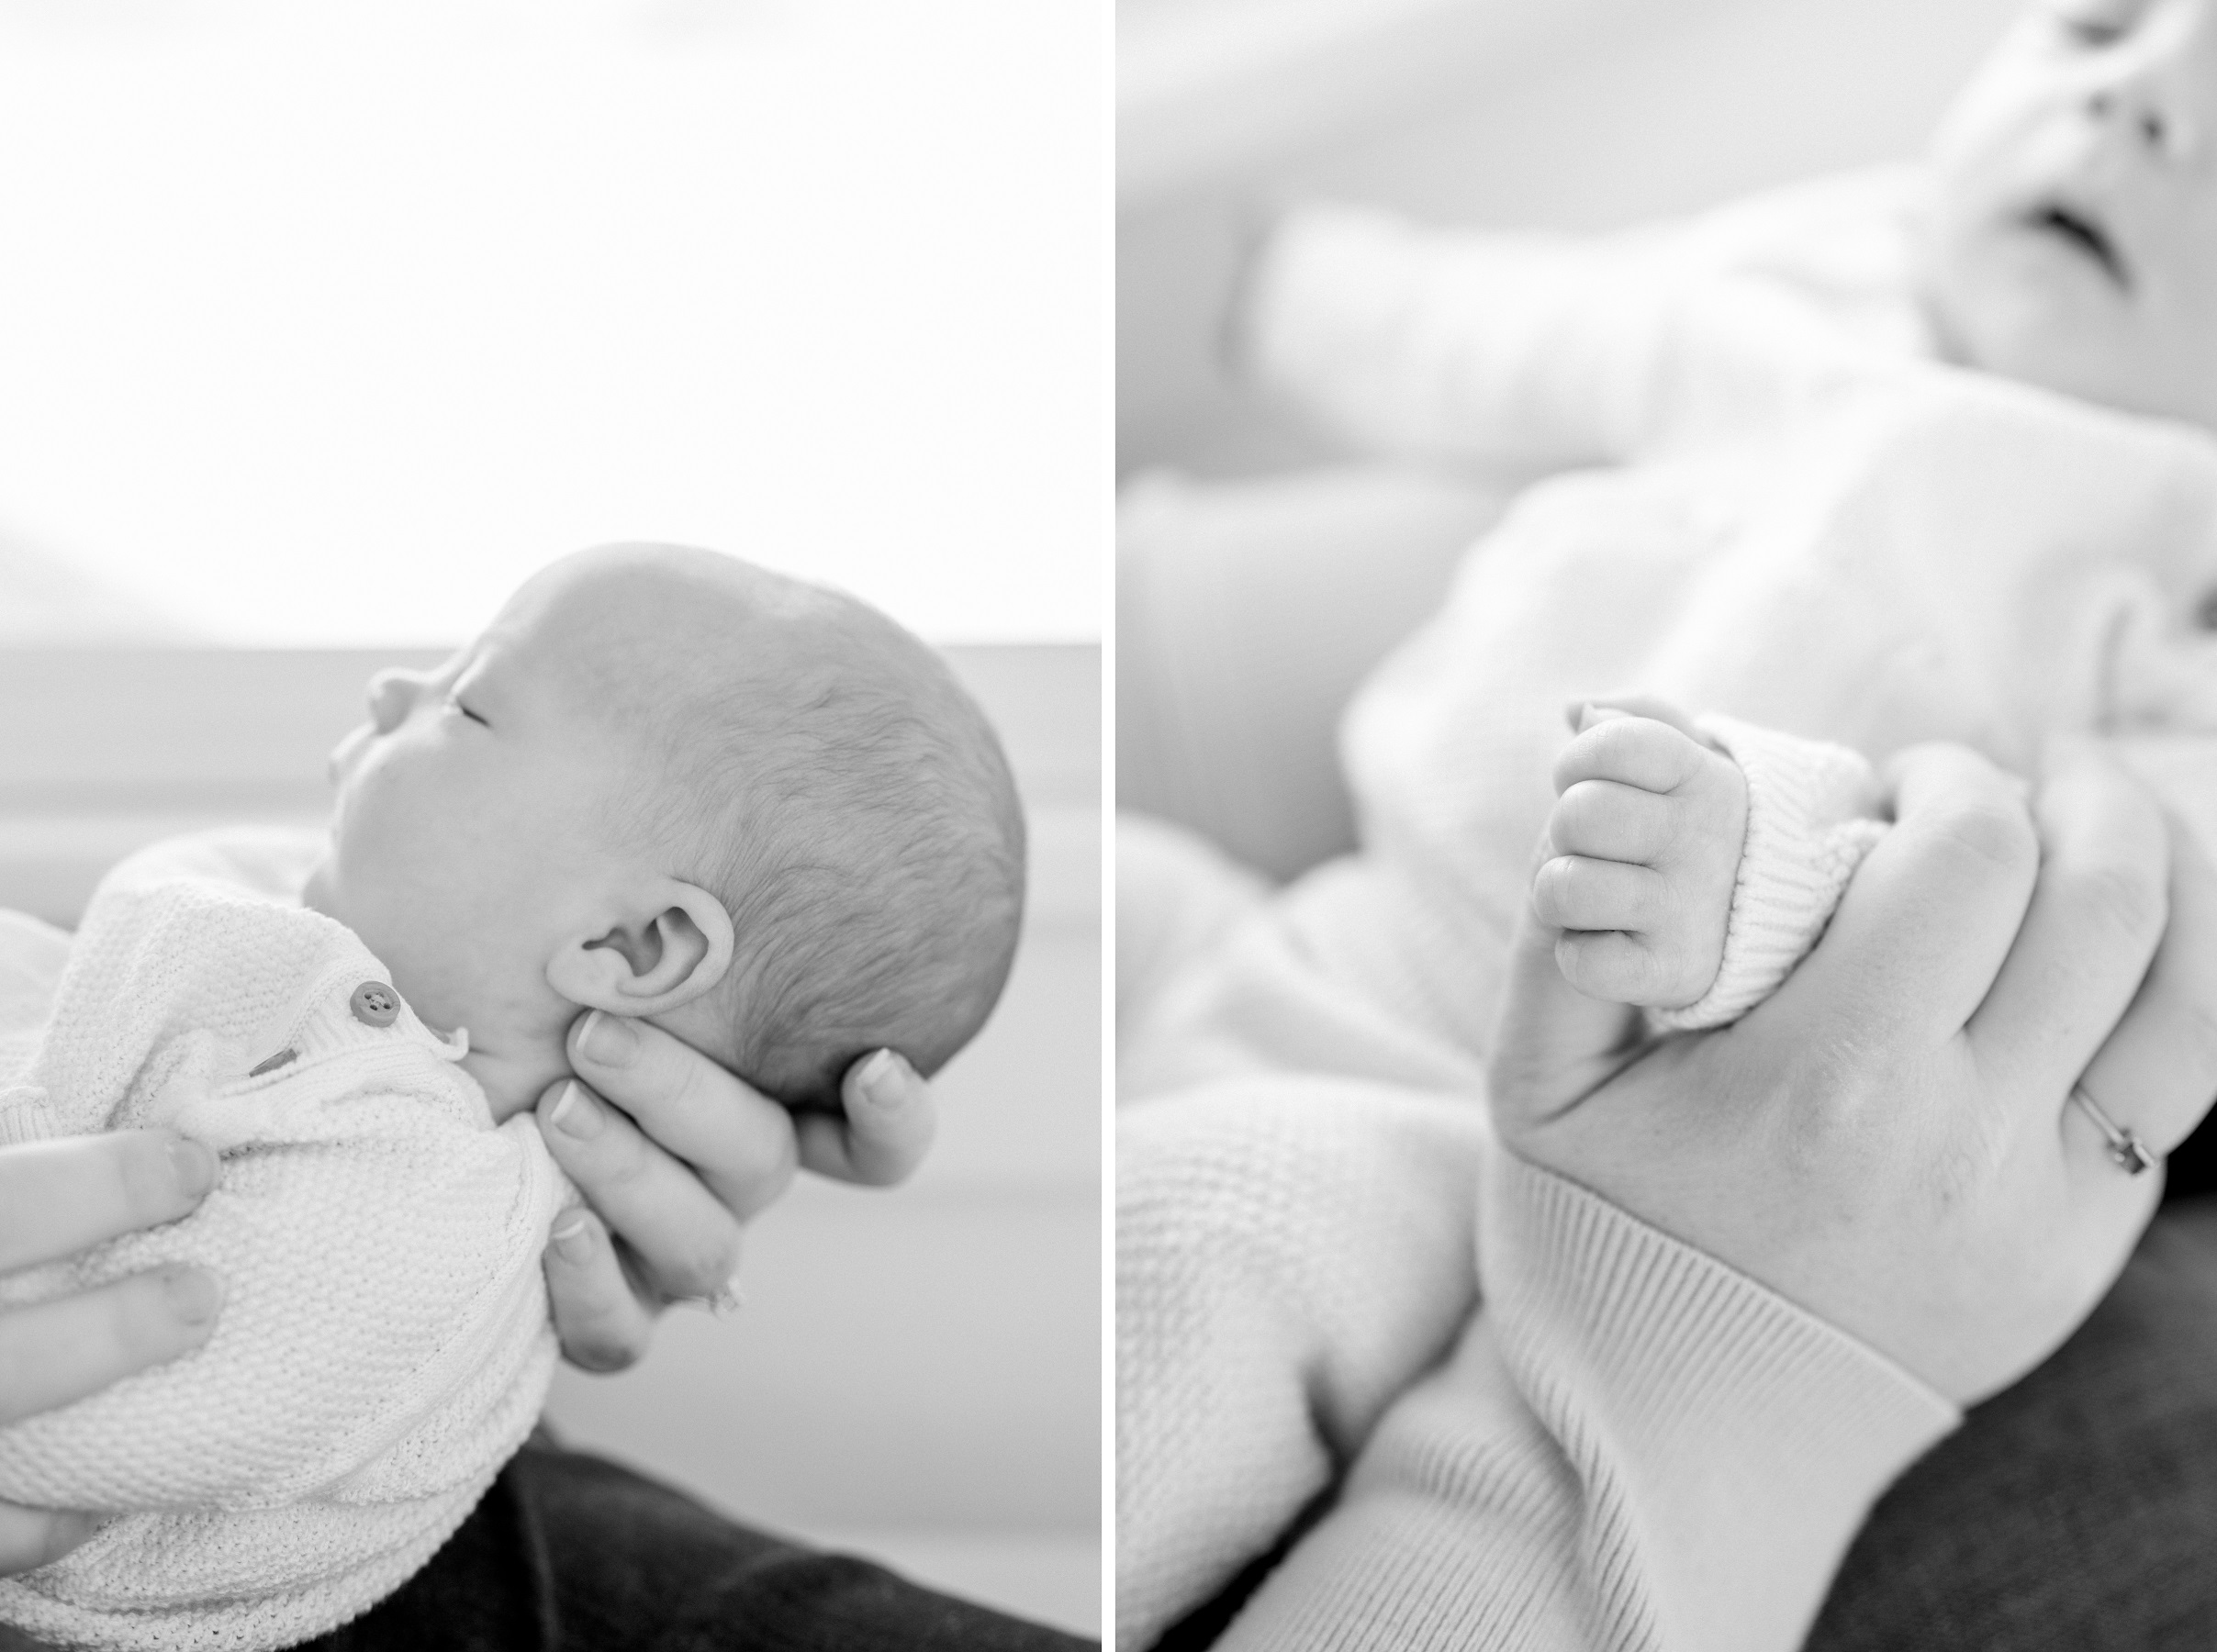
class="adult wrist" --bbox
[1483,1149,1959,1649]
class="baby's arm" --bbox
[1233,206,1845,478]
[1538,700,1884,1032]
[1116,1082,1488,1652]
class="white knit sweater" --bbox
[0,828,570,1652]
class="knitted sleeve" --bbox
[1114,1080,1489,1652]
[1234,206,1850,476]
[1650,716,1886,1034]
[1215,1147,1960,1652]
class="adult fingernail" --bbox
[550,1212,594,1264]
[169,1138,218,1200]
[857,1048,910,1110]
[547,1082,604,1141]
[576,1011,638,1067]
[163,1267,223,1327]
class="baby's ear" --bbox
[545,879,735,1016]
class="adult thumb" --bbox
[1486,887,1646,1143]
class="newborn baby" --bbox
[1120,0,2217,1644]
[0,544,1025,1651]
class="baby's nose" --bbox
[364,669,421,735]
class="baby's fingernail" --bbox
[576,1010,638,1067]
[856,1048,909,1110]
[547,1081,604,1140]
[168,1137,218,1200]
[162,1267,223,1327]
[550,1212,594,1264]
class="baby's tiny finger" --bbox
[1555,716,1708,798]
[543,1210,657,1375]
[1555,930,1668,1005]
[1534,856,1665,937]
[0,1502,97,1578]
[1551,780,1673,865]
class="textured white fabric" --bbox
[1114,832,1955,1652]
[1240,172,2217,1062]
[1214,1150,1956,1652]
[1650,716,1885,1032]
[0,828,571,1652]
[1119,167,2217,1650]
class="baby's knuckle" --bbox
[1532,859,1576,922]
[1551,787,1597,847]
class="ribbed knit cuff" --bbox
[1486,1152,1959,1650]
[1651,716,1883,1032]
[1216,1149,1958,1652]
[0,1085,54,1146]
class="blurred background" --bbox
[1121,0,2021,479]
[0,0,1101,648]
[1116,0,2025,885]
[0,0,1102,1638]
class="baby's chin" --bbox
[298,853,342,922]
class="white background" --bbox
[0,0,1105,645]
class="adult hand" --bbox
[532,1015,935,1372]
[1489,739,2217,1405]
[0,1131,222,1575]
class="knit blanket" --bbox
[0,828,570,1651]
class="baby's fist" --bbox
[1535,698,1749,1009]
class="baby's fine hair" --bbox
[590,547,1025,1108]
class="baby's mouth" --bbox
[2028,202,2131,291]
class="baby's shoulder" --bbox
[100,823,326,904]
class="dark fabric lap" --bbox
[1805,1192,2217,1651]
[307,1438,1095,1652]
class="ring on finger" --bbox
[2070,1082,2157,1176]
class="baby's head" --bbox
[1921,0,2217,428]
[303,544,1025,1117]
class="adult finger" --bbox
[565,1013,801,1221]
[1968,743,2168,1099]
[0,1503,99,1578]
[1770,742,2038,1048]
[534,1080,747,1300]
[0,1267,222,1425]
[543,1209,658,1374]
[2072,809,2217,1158]
[0,1132,217,1274]
[795,1049,935,1187]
